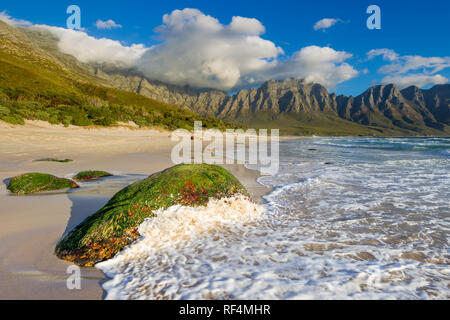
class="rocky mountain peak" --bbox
[401,85,424,101]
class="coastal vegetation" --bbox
[7,173,79,195]
[0,76,233,131]
[55,164,248,266]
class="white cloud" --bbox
[382,74,448,89]
[367,48,399,61]
[136,9,357,90]
[37,25,147,65]
[313,18,342,31]
[368,49,450,89]
[137,9,284,90]
[228,16,265,35]
[95,19,122,30]
[0,11,32,26]
[379,56,450,75]
[261,46,358,89]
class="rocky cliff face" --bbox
[94,68,450,135]
[92,65,230,117]
[339,84,449,131]
[215,79,339,118]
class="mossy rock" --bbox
[74,171,112,181]
[55,164,248,267]
[7,173,79,195]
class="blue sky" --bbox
[1,0,449,96]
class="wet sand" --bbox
[0,121,270,300]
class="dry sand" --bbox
[0,121,270,300]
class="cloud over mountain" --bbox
[265,46,358,89]
[0,10,32,26]
[137,9,283,90]
[382,74,448,89]
[3,8,359,91]
[37,25,147,66]
[368,48,450,88]
[137,9,357,91]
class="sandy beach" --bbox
[0,121,269,300]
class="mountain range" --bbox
[1,21,449,136]
[98,69,450,136]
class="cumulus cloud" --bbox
[136,9,357,90]
[260,46,358,89]
[137,9,284,90]
[313,18,342,31]
[95,19,122,30]
[0,11,32,26]
[368,48,450,88]
[37,25,147,65]
[228,16,265,35]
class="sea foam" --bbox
[96,195,265,300]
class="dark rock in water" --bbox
[55,164,249,267]
[324,162,334,165]
[7,173,79,195]
[308,149,317,151]
[34,158,73,163]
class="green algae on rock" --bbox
[55,164,249,267]
[73,171,112,181]
[7,173,79,195]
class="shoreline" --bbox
[0,121,272,300]
[2,120,448,139]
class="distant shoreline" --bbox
[1,120,448,139]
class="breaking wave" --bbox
[96,195,265,300]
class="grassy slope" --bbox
[231,112,396,136]
[230,109,449,137]
[0,22,236,131]
[56,164,248,266]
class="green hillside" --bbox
[0,21,235,130]
[230,111,405,137]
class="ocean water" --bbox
[97,137,450,300]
